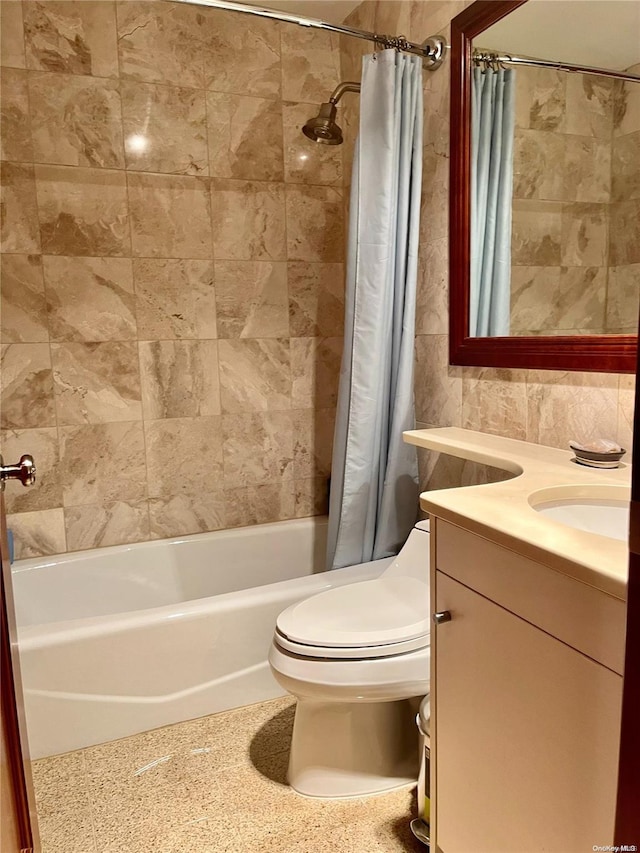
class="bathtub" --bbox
[12,517,392,759]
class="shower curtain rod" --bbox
[473,49,640,83]
[172,0,446,66]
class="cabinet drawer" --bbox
[435,519,625,673]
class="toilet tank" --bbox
[381,520,430,582]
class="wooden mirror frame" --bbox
[448,0,637,373]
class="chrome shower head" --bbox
[302,101,343,145]
[302,81,360,146]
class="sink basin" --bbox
[529,485,630,542]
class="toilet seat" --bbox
[275,576,430,659]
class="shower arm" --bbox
[328,82,361,106]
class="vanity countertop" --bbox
[403,427,630,600]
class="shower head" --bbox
[302,81,361,146]
[302,101,343,145]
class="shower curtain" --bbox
[326,49,422,570]
[470,66,515,337]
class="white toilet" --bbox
[268,520,430,799]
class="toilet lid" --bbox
[276,577,430,650]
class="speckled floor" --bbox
[32,696,426,853]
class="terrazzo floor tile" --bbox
[32,697,424,853]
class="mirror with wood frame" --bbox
[449,0,639,372]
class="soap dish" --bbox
[570,446,626,468]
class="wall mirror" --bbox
[449,0,640,372]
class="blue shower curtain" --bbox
[470,67,515,337]
[326,50,422,570]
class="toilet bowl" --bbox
[268,520,431,799]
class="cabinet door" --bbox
[435,571,622,853]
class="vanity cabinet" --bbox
[431,519,624,853]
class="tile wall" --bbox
[510,63,640,336]
[340,0,636,494]
[0,0,345,557]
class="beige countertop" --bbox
[403,427,630,600]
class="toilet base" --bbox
[287,697,420,799]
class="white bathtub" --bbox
[12,517,392,759]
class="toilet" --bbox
[268,520,430,799]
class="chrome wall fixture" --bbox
[473,49,640,83]
[173,0,447,67]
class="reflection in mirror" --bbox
[468,0,640,339]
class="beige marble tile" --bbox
[222,411,294,486]
[283,101,343,186]
[294,476,329,518]
[420,145,449,243]
[0,427,62,513]
[288,261,344,337]
[618,374,635,456]
[0,1,26,69]
[218,338,291,412]
[415,239,448,335]
[204,10,281,98]
[0,254,48,343]
[224,481,295,527]
[613,77,640,137]
[6,508,66,559]
[145,416,223,497]
[148,492,225,539]
[526,371,619,450]
[462,368,528,441]
[29,71,123,169]
[281,29,341,103]
[510,266,558,335]
[423,62,450,158]
[128,172,211,259]
[216,261,288,339]
[1,342,55,429]
[563,136,611,203]
[52,341,142,425]
[59,422,146,506]
[414,335,461,427]
[212,179,286,261]
[512,129,564,201]
[290,337,342,409]
[368,1,409,35]
[64,500,150,551]
[133,258,216,340]
[140,340,220,419]
[557,267,606,332]
[560,203,608,267]
[609,200,640,266]
[44,256,136,342]
[606,265,640,334]
[207,93,283,181]
[611,130,640,203]
[24,0,118,78]
[0,68,32,162]
[286,185,344,262]
[564,74,613,139]
[35,164,129,256]
[0,162,41,253]
[122,80,208,176]
[511,199,562,266]
[116,0,206,89]
[292,407,335,479]
[514,66,565,132]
